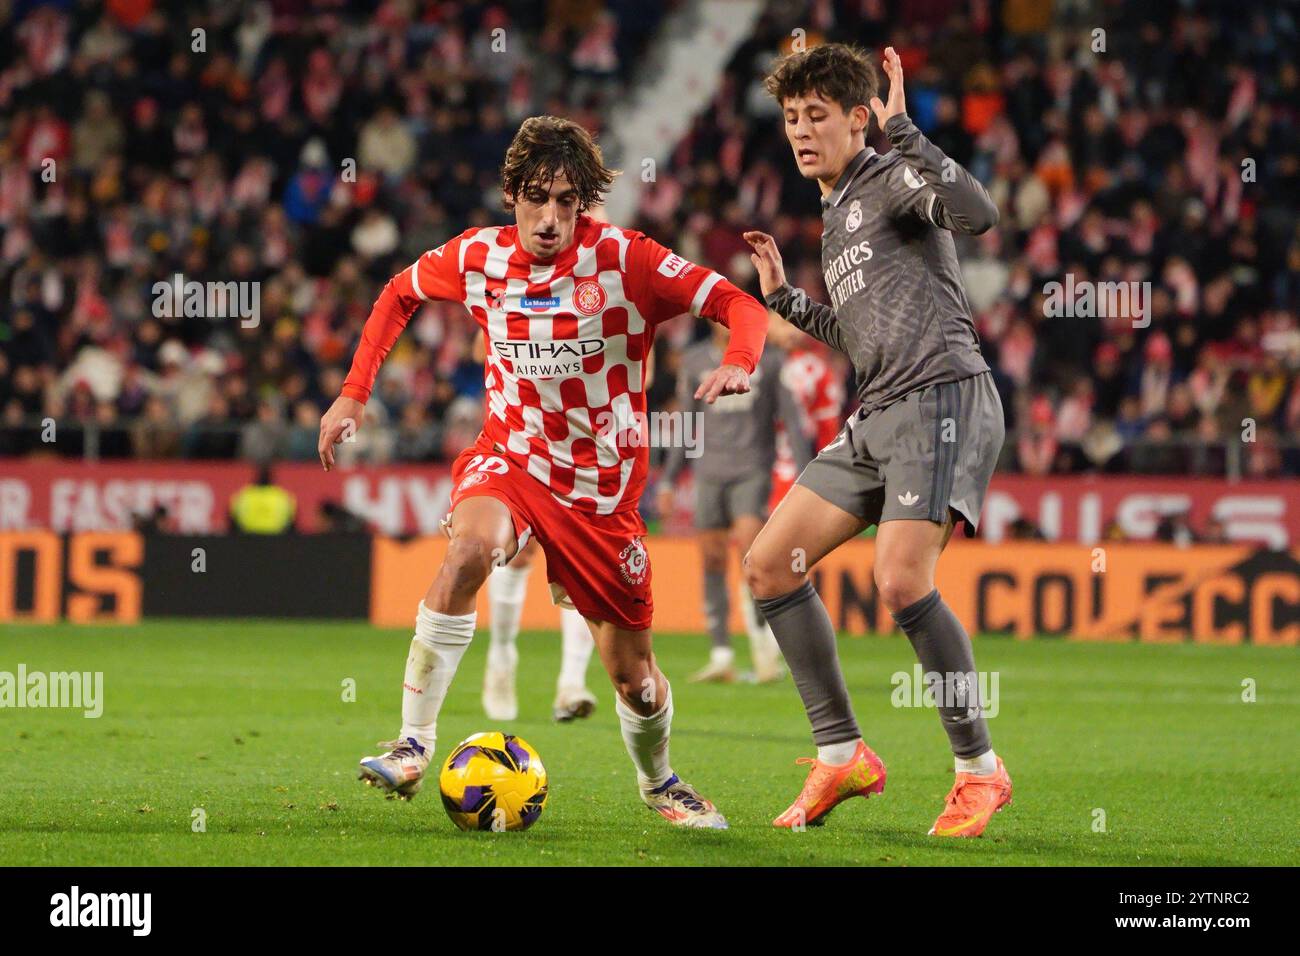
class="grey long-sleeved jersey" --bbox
[661,341,811,483]
[766,113,995,414]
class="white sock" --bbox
[709,645,735,667]
[739,580,779,658]
[738,580,762,642]
[616,684,674,791]
[487,563,529,673]
[399,601,476,752]
[557,608,594,689]
[817,739,861,765]
[956,749,998,775]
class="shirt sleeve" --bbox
[764,284,847,354]
[626,234,767,373]
[881,113,999,235]
[341,234,468,403]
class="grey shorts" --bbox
[796,372,1004,536]
[694,472,771,530]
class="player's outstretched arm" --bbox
[871,47,998,235]
[629,234,767,404]
[744,230,847,353]
[694,283,768,404]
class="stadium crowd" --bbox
[1,0,1298,479]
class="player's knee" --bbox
[442,535,502,595]
[742,546,799,600]
[603,651,653,704]
[616,678,665,717]
[614,681,650,714]
[610,671,650,709]
[875,567,930,613]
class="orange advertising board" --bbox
[0,530,143,623]
[370,537,1299,644]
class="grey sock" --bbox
[757,581,860,746]
[703,569,730,649]
[892,589,991,759]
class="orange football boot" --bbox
[928,756,1012,837]
[773,740,887,828]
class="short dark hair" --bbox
[500,116,618,212]
[763,43,878,113]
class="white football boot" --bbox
[641,774,729,829]
[358,737,431,801]
[552,685,597,722]
[482,663,518,722]
[752,650,786,684]
[690,645,737,684]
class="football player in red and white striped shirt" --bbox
[319,116,769,827]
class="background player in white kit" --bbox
[481,538,598,723]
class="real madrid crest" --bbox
[845,199,863,233]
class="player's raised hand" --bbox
[695,363,750,404]
[743,230,786,297]
[318,394,365,471]
[869,46,906,130]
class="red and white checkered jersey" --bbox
[773,346,846,485]
[343,214,766,515]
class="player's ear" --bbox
[849,103,871,136]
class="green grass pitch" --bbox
[1,621,1296,866]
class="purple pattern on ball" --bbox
[449,746,479,770]
[460,785,489,812]
[505,738,530,771]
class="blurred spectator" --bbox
[0,1,1294,481]
[1017,396,1058,476]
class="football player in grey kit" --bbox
[742,44,1013,837]
[658,323,813,684]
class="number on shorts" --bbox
[465,454,509,475]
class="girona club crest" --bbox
[572,279,607,316]
[457,471,490,492]
[617,536,649,585]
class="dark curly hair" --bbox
[763,43,878,113]
[500,116,618,212]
